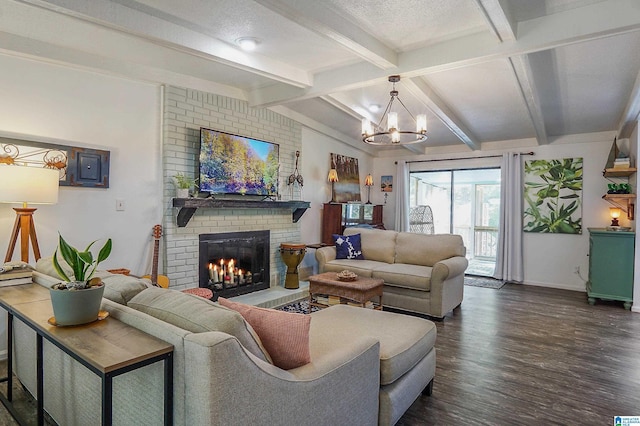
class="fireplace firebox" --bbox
[199,231,270,300]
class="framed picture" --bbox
[381,175,393,192]
[523,158,583,234]
[330,153,361,202]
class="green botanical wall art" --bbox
[523,158,583,234]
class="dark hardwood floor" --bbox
[398,284,640,425]
[1,283,638,425]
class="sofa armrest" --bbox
[183,331,380,425]
[315,246,336,273]
[431,256,468,283]
[429,256,468,318]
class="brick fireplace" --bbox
[161,85,304,292]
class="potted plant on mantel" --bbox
[173,172,198,198]
[50,234,112,326]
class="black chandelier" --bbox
[361,75,427,146]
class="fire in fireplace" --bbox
[199,230,270,300]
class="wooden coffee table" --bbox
[308,272,383,313]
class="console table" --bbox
[0,283,174,426]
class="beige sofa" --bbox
[316,227,468,319]
[11,259,437,426]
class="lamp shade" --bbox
[328,169,339,183]
[365,174,374,186]
[0,166,59,204]
[610,207,622,219]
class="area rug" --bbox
[464,275,505,289]
[275,299,320,314]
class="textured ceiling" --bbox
[2,0,639,155]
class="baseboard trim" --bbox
[520,280,586,293]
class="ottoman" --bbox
[311,305,436,426]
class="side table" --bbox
[0,283,174,426]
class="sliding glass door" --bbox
[410,168,501,276]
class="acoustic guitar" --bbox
[142,224,170,288]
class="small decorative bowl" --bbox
[336,270,357,281]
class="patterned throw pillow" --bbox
[332,233,364,260]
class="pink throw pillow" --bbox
[218,297,311,370]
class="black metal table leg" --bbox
[164,353,173,426]
[36,334,43,426]
[102,375,113,425]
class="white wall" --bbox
[298,127,374,272]
[373,136,617,292]
[0,54,162,356]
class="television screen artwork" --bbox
[199,128,279,196]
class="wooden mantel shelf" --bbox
[172,198,310,227]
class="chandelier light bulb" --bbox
[388,112,398,131]
[361,118,373,136]
[392,130,400,143]
[416,114,427,133]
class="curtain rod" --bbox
[397,151,534,164]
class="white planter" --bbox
[176,188,189,198]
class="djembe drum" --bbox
[279,242,306,289]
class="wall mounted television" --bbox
[199,127,279,196]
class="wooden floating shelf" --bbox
[603,168,637,177]
[172,198,310,227]
[602,194,636,200]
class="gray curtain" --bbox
[394,160,410,232]
[493,152,524,282]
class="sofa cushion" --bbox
[36,256,148,305]
[344,227,396,263]
[395,233,466,267]
[218,297,311,370]
[333,233,364,260]
[322,259,387,277]
[372,263,432,291]
[100,274,149,305]
[128,288,271,363]
[311,305,437,385]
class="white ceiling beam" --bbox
[252,0,398,70]
[476,0,548,145]
[617,69,640,138]
[473,0,516,42]
[402,78,481,151]
[268,105,377,156]
[16,0,312,88]
[0,31,247,100]
[250,0,640,106]
[509,55,548,145]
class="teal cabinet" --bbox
[587,228,635,309]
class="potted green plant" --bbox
[173,172,198,198]
[50,234,112,326]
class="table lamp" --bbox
[328,169,339,203]
[364,174,374,204]
[609,207,621,227]
[0,165,59,263]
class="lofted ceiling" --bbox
[2,0,640,155]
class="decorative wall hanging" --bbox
[0,135,110,188]
[523,158,583,234]
[329,153,361,203]
[287,150,303,200]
